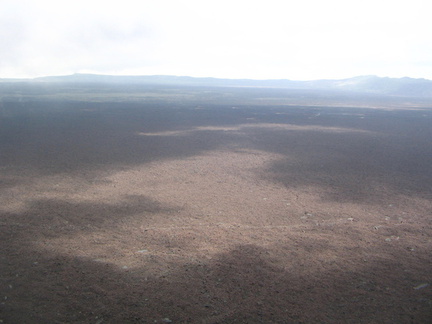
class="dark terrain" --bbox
[1,83,431,323]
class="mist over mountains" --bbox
[2,74,432,98]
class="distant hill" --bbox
[319,75,432,97]
[2,74,432,98]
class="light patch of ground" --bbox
[137,123,373,137]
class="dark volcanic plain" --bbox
[1,84,432,323]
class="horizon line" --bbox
[1,73,431,82]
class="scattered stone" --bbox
[414,283,429,290]
[385,236,400,242]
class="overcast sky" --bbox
[1,0,431,80]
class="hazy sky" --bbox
[1,0,431,80]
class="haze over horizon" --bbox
[4,73,432,83]
[1,0,431,81]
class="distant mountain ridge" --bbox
[2,74,432,98]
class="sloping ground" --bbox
[1,99,431,323]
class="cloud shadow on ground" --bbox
[1,95,432,322]
[1,222,431,323]
[2,100,432,205]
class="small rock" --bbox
[347,218,354,221]
[161,318,172,323]
[414,283,429,290]
[137,250,148,253]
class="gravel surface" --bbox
[1,97,431,323]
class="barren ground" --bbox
[1,87,432,323]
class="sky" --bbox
[1,0,431,80]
